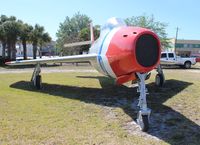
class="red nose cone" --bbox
[106,27,161,78]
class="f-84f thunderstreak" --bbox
[6,18,165,132]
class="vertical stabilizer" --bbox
[64,22,94,48]
[90,22,94,44]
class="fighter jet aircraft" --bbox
[6,17,165,132]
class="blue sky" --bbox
[1,0,200,40]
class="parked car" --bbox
[160,52,197,69]
[190,55,200,63]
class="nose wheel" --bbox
[136,73,151,132]
[155,74,164,87]
[137,113,149,132]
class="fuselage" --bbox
[89,18,161,84]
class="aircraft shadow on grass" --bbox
[10,77,200,145]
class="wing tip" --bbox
[5,61,16,65]
[5,61,11,65]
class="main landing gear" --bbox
[155,64,165,87]
[31,63,42,89]
[136,73,151,132]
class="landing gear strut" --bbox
[31,63,42,89]
[136,73,151,132]
[155,64,165,87]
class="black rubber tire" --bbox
[145,72,151,80]
[155,74,164,87]
[36,75,42,89]
[184,61,191,69]
[141,115,149,132]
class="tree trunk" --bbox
[39,46,42,58]
[2,42,6,59]
[11,41,16,60]
[7,40,11,60]
[33,42,37,59]
[22,40,27,60]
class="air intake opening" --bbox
[135,34,159,67]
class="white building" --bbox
[16,43,36,57]
[0,41,55,58]
[169,38,200,57]
[0,43,2,56]
[0,43,38,58]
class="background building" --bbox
[0,41,56,59]
[0,44,2,56]
[15,43,35,57]
[41,41,56,56]
[170,38,200,57]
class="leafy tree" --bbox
[125,15,171,49]
[0,15,8,23]
[79,25,100,41]
[19,23,33,60]
[79,25,100,53]
[56,12,91,55]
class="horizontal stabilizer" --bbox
[64,41,92,48]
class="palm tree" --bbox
[0,15,51,61]
[30,24,44,59]
[30,24,51,59]
[39,32,51,58]
[0,26,6,59]
[0,15,8,60]
[2,17,21,60]
[19,23,33,60]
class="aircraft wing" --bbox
[5,54,97,66]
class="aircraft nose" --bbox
[106,26,161,76]
[135,33,160,67]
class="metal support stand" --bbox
[31,63,42,89]
[155,64,165,87]
[136,73,151,132]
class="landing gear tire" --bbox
[145,72,151,80]
[155,74,164,87]
[142,115,149,132]
[137,114,149,132]
[36,75,42,89]
[184,61,191,69]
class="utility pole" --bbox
[174,27,179,54]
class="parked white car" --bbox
[160,52,196,69]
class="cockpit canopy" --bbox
[101,17,127,31]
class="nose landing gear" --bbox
[136,73,151,132]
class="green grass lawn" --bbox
[0,68,200,145]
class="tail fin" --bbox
[90,22,94,44]
[64,22,94,48]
